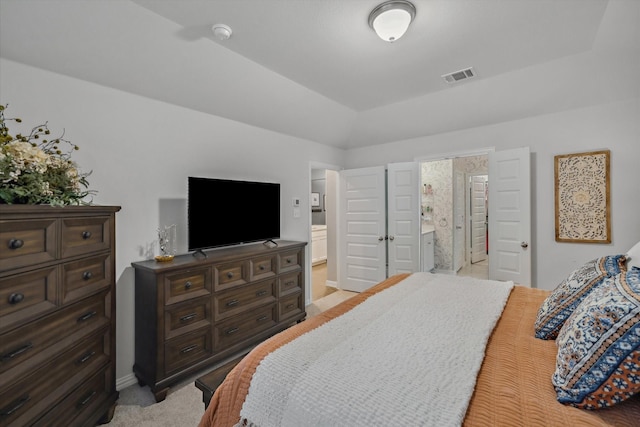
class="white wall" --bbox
[0,58,346,388]
[345,98,640,290]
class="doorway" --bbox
[310,168,338,302]
[420,154,489,279]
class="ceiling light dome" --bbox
[368,0,416,42]
[212,24,232,41]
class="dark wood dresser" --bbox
[131,240,307,402]
[0,205,120,427]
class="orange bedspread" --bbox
[198,274,640,427]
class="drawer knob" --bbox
[226,299,240,307]
[2,342,33,361]
[8,238,24,250]
[259,265,265,271]
[0,394,30,417]
[82,271,93,280]
[77,391,96,408]
[286,258,292,264]
[8,293,24,305]
[184,281,192,290]
[82,231,92,240]
[226,272,234,279]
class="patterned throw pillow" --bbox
[534,255,627,340]
[552,267,640,409]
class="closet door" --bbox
[338,166,387,292]
[387,162,420,275]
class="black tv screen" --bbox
[188,177,280,251]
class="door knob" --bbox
[521,241,529,248]
[389,235,395,241]
[378,236,384,241]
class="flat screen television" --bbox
[188,176,280,251]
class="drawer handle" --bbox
[77,390,96,408]
[180,344,199,354]
[256,315,268,322]
[286,303,295,309]
[226,299,239,307]
[82,231,92,240]
[285,281,295,288]
[2,342,33,361]
[255,290,267,297]
[286,258,292,264]
[259,265,265,271]
[8,293,24,305]
[82,271,93,280]
[78,310,97,322]
[184,281,192,290]
[180,313,197,322]
[77,351,96,365]
[8,238,24,250]
[0,394,30,416]
[226,272,234,279]
[225,327,239,335]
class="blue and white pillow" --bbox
[552,267,640,409]
[534,255,627,340]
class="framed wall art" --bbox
[311,192,320,207]
[554,149,611,243]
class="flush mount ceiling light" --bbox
[368,0,416,42]
[211,24,232,41]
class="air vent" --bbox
[442,67,477,84]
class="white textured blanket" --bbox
[238,273,514,427]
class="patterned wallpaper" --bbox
[421,155,488,272]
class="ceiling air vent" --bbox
[442,67,476,84]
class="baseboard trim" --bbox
[326,280,338,288]
[116,373,138,391]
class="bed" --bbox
[198,269,640,427]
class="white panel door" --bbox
[471,175,488,264]
[339,166,387,292]
[488,147,531,286]
[387,162,420,275]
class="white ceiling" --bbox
[0,0,638,149]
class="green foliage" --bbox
[0,104,95,205]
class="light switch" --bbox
[292,197,300,207]
[293,207,301,218]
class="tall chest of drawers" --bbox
[0,205,120,427]
[131,240,307,402]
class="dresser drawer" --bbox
[214,260,248,292]
[0,292,109,384]
[278,249,302,273]
[61,215,111,259]
[279,293,304,321]
[0,330,109,427]
[61,254,111,305]
[249,255,276,281]
[164,267,211,305]
[214,278,276,321]
[214,304,277,351]
[32,365,113,427]
[278,271,302,297]
[0,218,57,272]
[0,266,57,332]
[165,297,211,340]
[165,329,212,376]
